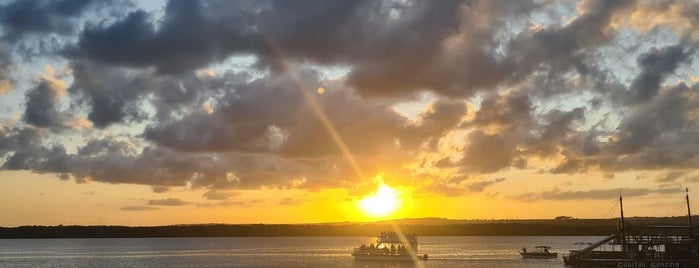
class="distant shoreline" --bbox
[2,216,696,238]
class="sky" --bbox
[2,0,699,226]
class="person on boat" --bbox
[522,247,527,253]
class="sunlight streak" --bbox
[390,224,426,267]
[260,33,367,181]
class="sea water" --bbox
[0,236,603,267]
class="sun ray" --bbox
[260,31,367,182]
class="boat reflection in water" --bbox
[352,232,428,261]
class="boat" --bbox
[351,231,428,261]
[563,188,699,267]
[520,245,558,258]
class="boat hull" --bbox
[520,252,558,259]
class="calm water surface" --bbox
[0,236,603,267]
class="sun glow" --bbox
[358,183,400,218]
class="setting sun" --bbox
[358,183,400,218]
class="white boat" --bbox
[351,232,428,261]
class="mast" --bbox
[619,190,625,230]
[687,188,693,236]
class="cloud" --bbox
[513,187,681,202]
[69,0,534,97]
[143,68,409,164]
[609,82,699,167]
[151,186,169,193]
[147,198,189,206]
[121,205,159,211]
[504,0,634,85]
[623,1,699,42]
[459,131,515,173]
[23,66,69,129]
[203,189,238,200]
[277,197,304,206]
[401,98,468,150]
[68,60,150,128]
[465,177,506,192]
[198,198,265,208]
[0,125,42,155]
[628,44,694,103]
[424,175,507,196]
[0,44,12,95]
[3,0,699,202]
[471,92,533,129]
[73,1,255,73]
[0,0,97,40]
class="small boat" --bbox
[351,232,428,261]
[520,245,558,258]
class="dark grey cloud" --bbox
[527,108,588,159]
[0,126,51,171]
[628,44,694,103]
[466,177,506,192]
[401,99,467,150]
[144,69,407,160]
[471,92,533,129]
[0,61,419,191]
[74,0,256,73]
[459,131,515,173]
[424,175,506,196]
[70,0,538,98]
[445,92,535,173]
[23,79,65,129]
[203,189,238,200]
[121,205,158,211]
[2,144,73,177]
[549,156,585,174]
[608,82,699,170]
[68,60,150,128]
[505,0,634,86]
[143,70,309,154]
[541,108,586,141]
[0,126,43,155]
[514,187,681,202]
[0,131,352,190]
[147,198,188,206]
[0,0,96,40]
[78,138,133,156]
[64,0,638,102]
[3,0,699,199]
[0,44,11,94]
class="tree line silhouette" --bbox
[2,217,694,238]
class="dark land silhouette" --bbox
[1,217,696,238]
